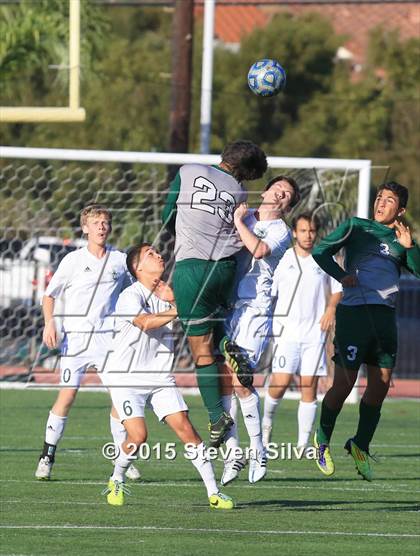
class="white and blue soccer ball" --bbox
[247,59,286,97]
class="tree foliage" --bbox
[0,5,418,231]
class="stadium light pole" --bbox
[199,0,216,154]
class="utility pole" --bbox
[167,0,194,181]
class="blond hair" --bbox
[80,204,112,227]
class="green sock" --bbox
[195,362,224,424]
[317,399,342,444]
[353,400,381,452]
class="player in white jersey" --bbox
[101,243,234,509]
[262,213,342,450]
[219,176,300,486]
[35,205,139,481]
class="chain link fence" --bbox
[0,152,417,381]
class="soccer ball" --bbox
[247,59,286,97]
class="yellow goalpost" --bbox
[0,0,86,123]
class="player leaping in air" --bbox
[312,181,420,481]
[101,243,234,509]
[162,140,267,448]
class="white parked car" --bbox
[0,236,87,308]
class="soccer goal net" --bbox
[0,146,371,396]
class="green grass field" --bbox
[1,389,419,556]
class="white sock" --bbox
[230,393,239,422]
[111,446,133,483]
[222,395,240,460]
[110,415,127,450]
[262,392,281,429]
[187,442,218,497]
[45,412,67,445]
[297,400,318,448]
[238,391,263,454]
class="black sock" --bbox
[41,442,56,462]
[353,400,381,452]
[318,399,342,444]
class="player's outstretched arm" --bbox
[133,306,178,332]
[312,218,354,282]
[42,295,57,349]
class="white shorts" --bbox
[109,385,188,422]
[60,331,113,387]
[227,303,271,368]
[272,341,327,377]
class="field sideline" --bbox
[1,390,419,555]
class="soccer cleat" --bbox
[262,424,272,448]
[220,457,246,486]
[208,412,234,448]
[248,449,267,483]
[221,339,254,388]
[103,479,131,506]
[35,456,53,480]
[314,430,335,476]
[125,463,141,481]
[209,492,234,510]
[344,438,373,482]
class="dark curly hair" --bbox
[377,181,409,209]
[221,140,267,182]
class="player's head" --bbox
[80,204,112,245]
[221,140,267,182]
[126,243,164,281]
[262,175,300,213]
[292,212,320,251]
[374,182,408,225]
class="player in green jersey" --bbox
[311,181,420,480]
[162,140,267,447]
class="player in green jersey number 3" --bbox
[312,181,420,481]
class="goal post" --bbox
[0,0,85,123]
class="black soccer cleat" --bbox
[208,412,234,448]
[222,339,254,388]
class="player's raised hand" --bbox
[341,274,358,288]
[234,202,249,224]
[43,320,57,349]
[394,220,413,249]
[153,279,175,304]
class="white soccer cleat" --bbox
[248,450,267,484]
[262,424,272,448]
[125,463,141,481]
[35,456,53,480]
[220,457,246,486]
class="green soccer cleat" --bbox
[208,412,234,448]
[314,430,335,477]
[344,438,373,482]
[221,338,254,388]
[209,492,234,510]
[102,479,130,506]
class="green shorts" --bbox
[333,304,398,371]
[173,257,236,336]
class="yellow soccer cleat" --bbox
[314,430,335,477]
[209,492,235,510]
[102,479,130,506]
[345,438,373,482]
